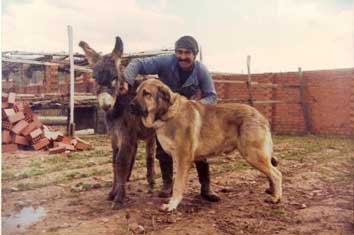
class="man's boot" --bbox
[156,139,173,198]
[195,160,220,202]
[158,158,173,198]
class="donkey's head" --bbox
[79,37,126,112]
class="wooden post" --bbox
[246,55,254,106]
[199,45,203,62]
[68,25,75,136]
[298,67,311,134]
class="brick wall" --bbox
[5,65,353,136]
[213,68,354,136]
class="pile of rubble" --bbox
[2,92,92,154]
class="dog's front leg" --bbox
[161,152,192,212]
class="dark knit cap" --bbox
[175,36,199,55]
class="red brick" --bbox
[58,142,75,151]
[2,93,8,102]
[8,92,16,104]
[32,114,40,124]
[61,136,72,145]
[3,108,16,118]
[2,120,13,130]
[15,101,25,111]
[2,144,18,153]
[14,135,29,145]
[49,146,66,154]
[8,112,25,124]
[21,120,42,136]
[32,138,50,150]
[29,128,43,139]
[2,130,12,144]
[2,102,9,109]
[74,137,92,150]
[23,104,34,121]
[31,135,43,144]
[56,133,64,142]
[11,120,29,134]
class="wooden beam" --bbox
[214,80,246,84]
[2,58,92,73]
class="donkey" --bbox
[79,37,156,209]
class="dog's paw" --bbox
[264,197,281,204]
[159,203,176,212]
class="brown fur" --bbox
[132,79,282,211]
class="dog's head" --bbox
[79,37,126,112]
[130,79,174,127]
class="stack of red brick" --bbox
[2,92,92,154]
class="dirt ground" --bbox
[2,134,353,235]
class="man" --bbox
[123,35,220,202]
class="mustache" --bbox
[178,58,192,63]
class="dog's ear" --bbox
[155,85,171,120]
[79,41,100,66]
[157,85,171,105]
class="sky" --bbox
[1,0,353,73]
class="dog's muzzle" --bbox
[129,101,148,117]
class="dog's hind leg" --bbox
[243,143,282,203]
[145,136,156,192]
[108,148,119,201]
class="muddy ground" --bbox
[2,134,354,235]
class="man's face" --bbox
[175,48,196,71]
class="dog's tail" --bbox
[271,157,278,167]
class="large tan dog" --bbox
[131,78,282,211]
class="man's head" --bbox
[175,35,199,71]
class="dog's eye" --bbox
[143,90,151,97]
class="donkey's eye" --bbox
[143,90,151,97]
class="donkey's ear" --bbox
[78,41,100,66]
[111,36,124,79]
[111,36,123,60]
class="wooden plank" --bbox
[252,83,301,88]
[214,80,246,84]
[253,100,283,104]
[220,99,299,104]
[214,80,301,88]
[298,67,311,133]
